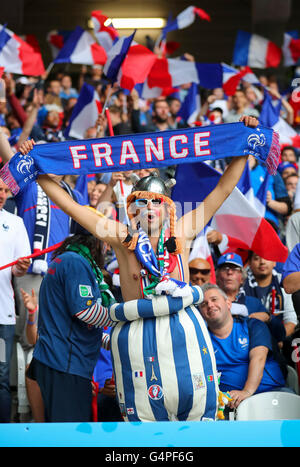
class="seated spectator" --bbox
[200,284,289,410]
[189,257,212,286]
[244,252,298,342]
[216,253,269,321]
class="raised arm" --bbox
[0,127,14,163]
[177,115,258,244]
[18,139,126,247]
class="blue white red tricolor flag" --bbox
[103,31,136,83]
[282,32,300,66]
[90,10,119,52]
[103,31,156,91]
[54,26,107,65]
[177,82,201,124]
[142,58,222,98]
[233,30,282,68]
[259,89,300,148]
[0,24,45,75]
[162,5,211,39]
[64,83,102,139]
[172,161,288,263]
[222,63,260,96]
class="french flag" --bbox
[103,32,157,91]
[171,161,288,263]
[237,161,270,217]
[259,89,300,148]
[177,82,201,124]
[54,26,107,65]
[64,83,102,139]
[146,58,223,91]
[162,5,211,39]
[282,32,300,66]
[0,24,45,76]
[103,31,136,83]
[90,10,119,51]
[233,30,282,68]
[47,30,72,59]
[222,63,260,96]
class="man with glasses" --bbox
[216,253,269,321]
[189,258,212,286]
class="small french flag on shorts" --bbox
[134,371,143,378]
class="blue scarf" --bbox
[135,227,189,297]
[0,122,279,196]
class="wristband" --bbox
[27,316,37,325]
[27,305,38,315]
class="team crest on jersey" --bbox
[192,373,206,390]
[79,284,93,298]
[238,337,248,349]
[148,384,163,400]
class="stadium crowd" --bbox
[1,42,300,423]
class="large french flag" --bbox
[0,24,45,76]
[64,83,102,139]
[47,30,72,59]
[90,10,119,51]
[259,89,300,148]
[233,30,282,68]
[146,58,222,91]
[54,26,107,65]
[171,161,288,263]
[162,5,211,39]
[282,32,300,66]
[222,63,259,96]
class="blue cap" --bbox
[278,162,297,174]
[217,253,243,269]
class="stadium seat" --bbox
[235,391,300,420]
[286,365,300,395]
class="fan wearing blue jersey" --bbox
[18,116,259,422]
[200,283,287,410]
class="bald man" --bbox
[189,258,212,286]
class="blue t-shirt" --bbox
[282,243,300,282]
[237,295,268,315]
[209,317,285,393]
[33,251,103,379]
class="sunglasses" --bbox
[135,198,164,207]
[219,265,242,272]
[189,267,211,275]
